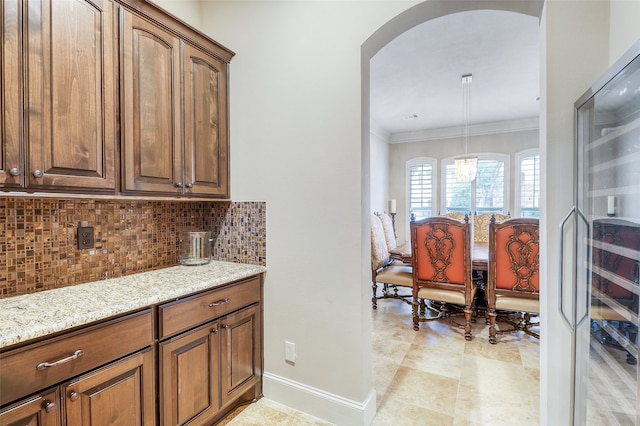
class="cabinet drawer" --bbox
[0,309,153,407]
[159,276,261,339]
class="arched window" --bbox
[442,154,510,215]
[406,157,437,220]
[515,149,540,217]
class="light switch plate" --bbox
[285,341,296,363]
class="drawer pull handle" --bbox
[36,350,84,370]
[69,391,79,402]
[44,401,56,413]
[209,298,229,307]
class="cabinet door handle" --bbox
[221,324,228,329]
[9,167,19,177]
[174,182,183,188]
[33,169,43,178]
[69,391,79,402]
[209,298,229,307]
[211,328,219,334]
[36,349,84,370]
[43,401,56,413]
[185,183,193,189]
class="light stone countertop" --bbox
[0,261,267,349]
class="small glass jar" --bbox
[179,231,213,266]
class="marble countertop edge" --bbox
[0,261,267,349]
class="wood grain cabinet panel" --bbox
[160,322,220,426]
[1,0,23,188]
[121,9,182,194]
[0,388,61,426]
[0,309,153,407]
[25,0,117,191]
[221,304,262,407]
[184,43,229,197]
[159,276,263,425]
[158,276,261,339]
[0,310,154,426]
[63,348,155,426]
[2,0,232,197]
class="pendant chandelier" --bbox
[455,74,477,182]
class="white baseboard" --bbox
[263,372,377,425]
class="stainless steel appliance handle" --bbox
[575,207,590,328]
[559,206,576,329]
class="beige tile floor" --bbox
[222,299,540,425]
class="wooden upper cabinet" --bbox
[121,9,231,198]
[1,0,23,189]
[184,43,229,197]
[1,0,233,197]
[25,0,117,191]
[121,9,182,195]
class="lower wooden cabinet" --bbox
[63,349,155,425]
[0,388,61,426]
[220,304,262,407]
[0,274,264,426]
[160,321,220,425]
[159,298,262,425]
[0,349,154,426]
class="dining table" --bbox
[390,241,489,271]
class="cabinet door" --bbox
[1,0,22,188]
[25,0,117,191]
[63,348,155,426]
[220,304,262,406]
[160,322,220,426]
[121,9,182,195]
[0,388,60,426]
[183,43,229,198]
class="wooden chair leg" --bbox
[464,306,473,341]
[372,283,378,309]
[412,299,420,331]
[488,309,497,344]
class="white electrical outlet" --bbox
[285,341,296,363]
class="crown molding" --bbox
[388,116,539,144]
[369,120,391,141]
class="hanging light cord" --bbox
[462,74,472,157]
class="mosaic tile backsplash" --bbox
[0,198,266,298]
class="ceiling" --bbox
[370,9,540,141]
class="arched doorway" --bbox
[361,0,543,421]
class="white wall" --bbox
[609,0,640,64]
[150,0,203,29]
[370,125,391,215]
[195,2,418,424]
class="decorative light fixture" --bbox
[455,74,477,182]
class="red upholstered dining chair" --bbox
[371,215,413,309]
[486,217,540,344]
[410,215,476,340]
